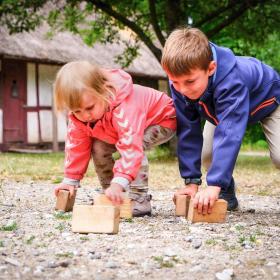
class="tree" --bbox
[1,0,279,68]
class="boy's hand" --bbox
[105,183,124,205]
[173,183,198,204]
[193,186,221,214]
[54,184,76,198]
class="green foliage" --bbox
[54,212,72,220]
[0,222,17,231]
[0,0,46,33]
[242,123,266,146]
[26,235,36,245]
[55,252,74,258]
[55,223,66,231]
[1,0,279,67]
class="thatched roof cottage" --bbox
[0,25,167,151]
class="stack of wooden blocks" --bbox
[55,191,132,234]
[175,194,228,223]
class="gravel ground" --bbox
[0,180,280,280]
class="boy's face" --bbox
[72,90,107,123]
[166,61,216,100]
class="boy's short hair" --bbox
[161,27,212,76]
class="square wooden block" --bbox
[55,189,76,212]
[94,194,132,219]
[72,205,120,234]
[175,194,191,216]
[187,199,228,223]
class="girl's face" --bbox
[72,90,107,123]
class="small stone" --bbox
[4,257,21,267]
[61,232,71,238]
[189,264,202,272]
[89,252,102,259]
[105,261,118,269]
[58,261,70,268]
[0,266,7,273]
[185,236,193,242]
[266,261,276,267]
[33,265,44,275]
[164,248,177,257]
[47,262,59,268]
[192,239,202,249]
[129,270,139,276]
[216,268,234,280]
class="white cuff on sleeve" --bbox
[111,177,130,191]
[63,178,80,187]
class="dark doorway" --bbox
[3,59,26,144]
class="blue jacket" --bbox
[170,43,280,190]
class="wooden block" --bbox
[175,194,191,216]
[94,194,132,218]
[55,190,76,212]
[187,199,228,223]
[72,205,120,234]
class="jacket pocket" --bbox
[198,101,219,125]
[250,97,276,116]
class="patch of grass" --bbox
[55,223,66,231]
[45,232,55,237]
[238,235,246,244]
[124,218,133,223]
[80,236,89,241]
[238,234,258,245]
[152,256,176,268]
[0,240,4,247]
[54,212,72,220]
[205,239,217,246]
[0,222,17,231]
[52,177,63,184]
[235,224,245,231]
[257,189,271,196]
[56,252,74,258]
[147,145,174,161]
[224,244,241,252]
[26,235,35,245]
[246,258,266,267]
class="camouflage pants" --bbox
[92,125,175,194]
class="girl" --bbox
[53,61,176,217]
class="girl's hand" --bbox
[193,186,221,214]
[105,183,124,205]
[173,183,198,204]
[54,183,76,198]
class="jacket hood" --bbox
[210,42,237,86]
[105,69,133,108]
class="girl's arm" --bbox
[63,118,93,182]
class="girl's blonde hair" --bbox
[161,27,212,76]
[54,61,114,112]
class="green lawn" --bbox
[0,147,278,196]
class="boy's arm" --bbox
[206,72,249,190]
[170,85,203,182]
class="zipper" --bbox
[250,97,276,116]
[198,101,219,125]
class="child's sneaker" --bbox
[129,193,152,217]
[219,179,239,211]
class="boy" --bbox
[161,27,280,214]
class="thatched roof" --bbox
[0,24,166,79]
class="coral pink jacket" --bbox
[64,69,176,183]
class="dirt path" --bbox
[0,180,279,280]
